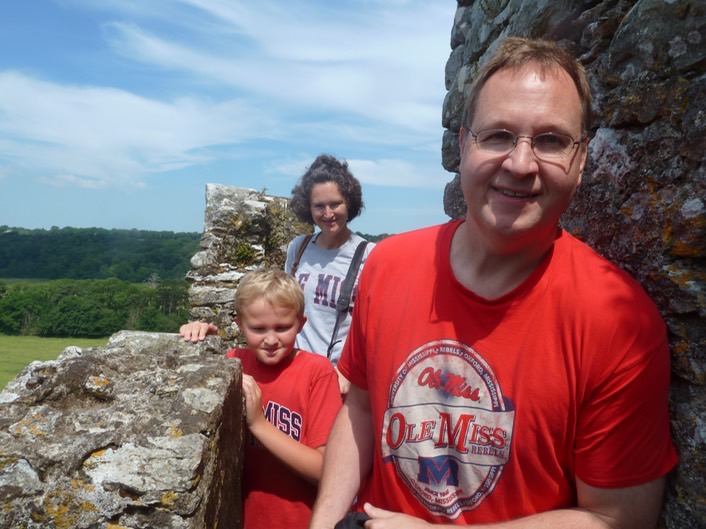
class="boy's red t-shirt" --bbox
[227,348,341,529]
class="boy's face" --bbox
[235,299,306,366]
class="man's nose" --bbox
[505,137,539,176]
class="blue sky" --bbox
[0,0,457,236]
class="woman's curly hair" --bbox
[289,154,364,224]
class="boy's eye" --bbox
[275,326,293,332]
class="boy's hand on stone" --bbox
[242,374,265,428]
[179,321,218,342]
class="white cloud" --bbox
[0,71,277,185]
[41,173,112,190]
[0,0,454,213]
[350,158,446,189]
[100,0,450,132]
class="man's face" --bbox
[458,65,587,245]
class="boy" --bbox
[223,268,342,529]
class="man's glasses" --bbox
[468,128,583,160]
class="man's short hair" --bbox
[463,36,593,135]
[235,268,305,318]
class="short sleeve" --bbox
[304,359,342,448]
[574,310,678,487]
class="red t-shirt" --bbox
[339,220,677,523]
[228,348,342,529]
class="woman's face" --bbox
[310,181,349,236]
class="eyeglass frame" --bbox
[465,127,587,160]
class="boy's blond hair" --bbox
[235,268,305,318]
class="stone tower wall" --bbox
[441,1,705,527]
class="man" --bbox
[308,37,677,529]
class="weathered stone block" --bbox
[0,331,243,529]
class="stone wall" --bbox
[0,332,244,529]
[441,1,705,527]
[184,184,310,345]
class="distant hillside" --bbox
[0,226,201,282]
[356,232,392,243]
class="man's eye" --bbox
[480,130,514,144]
[536,133,572,149]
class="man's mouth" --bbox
[499,188,537,199]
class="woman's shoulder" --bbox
[349,232,376,254]
[288,232,313,250]
[349,232,371,245]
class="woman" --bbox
[285,154,375,393]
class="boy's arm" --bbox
[243,374,325,484]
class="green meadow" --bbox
[0,335,108,391]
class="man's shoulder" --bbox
[373,222,452,254]
[556,232,637,282]
[554,231,659,309]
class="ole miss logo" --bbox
[382,340,515,518]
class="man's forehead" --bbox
[488,62,570,84]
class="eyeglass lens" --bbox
[474,129,576,158]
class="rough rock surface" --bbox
[0,331,243,529]
[185,184,309,344]
[442,1,705,527]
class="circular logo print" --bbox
[381,339,515,518]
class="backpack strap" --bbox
[290,233,314,278]
[327,240,369,359]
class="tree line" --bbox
[0,226,201,282]
[0,226,389,339]
[0,278,189,337]
[0,226,199,337]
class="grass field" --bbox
[0,335,108,391]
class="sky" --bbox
[0,0,458,236]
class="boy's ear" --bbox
[234,316,242,330]
[298,315,307,332]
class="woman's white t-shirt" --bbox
[284,232,374,365]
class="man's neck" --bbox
[450,221,558,300]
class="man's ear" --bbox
[459,127,467,151]
[577,138,589,186]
